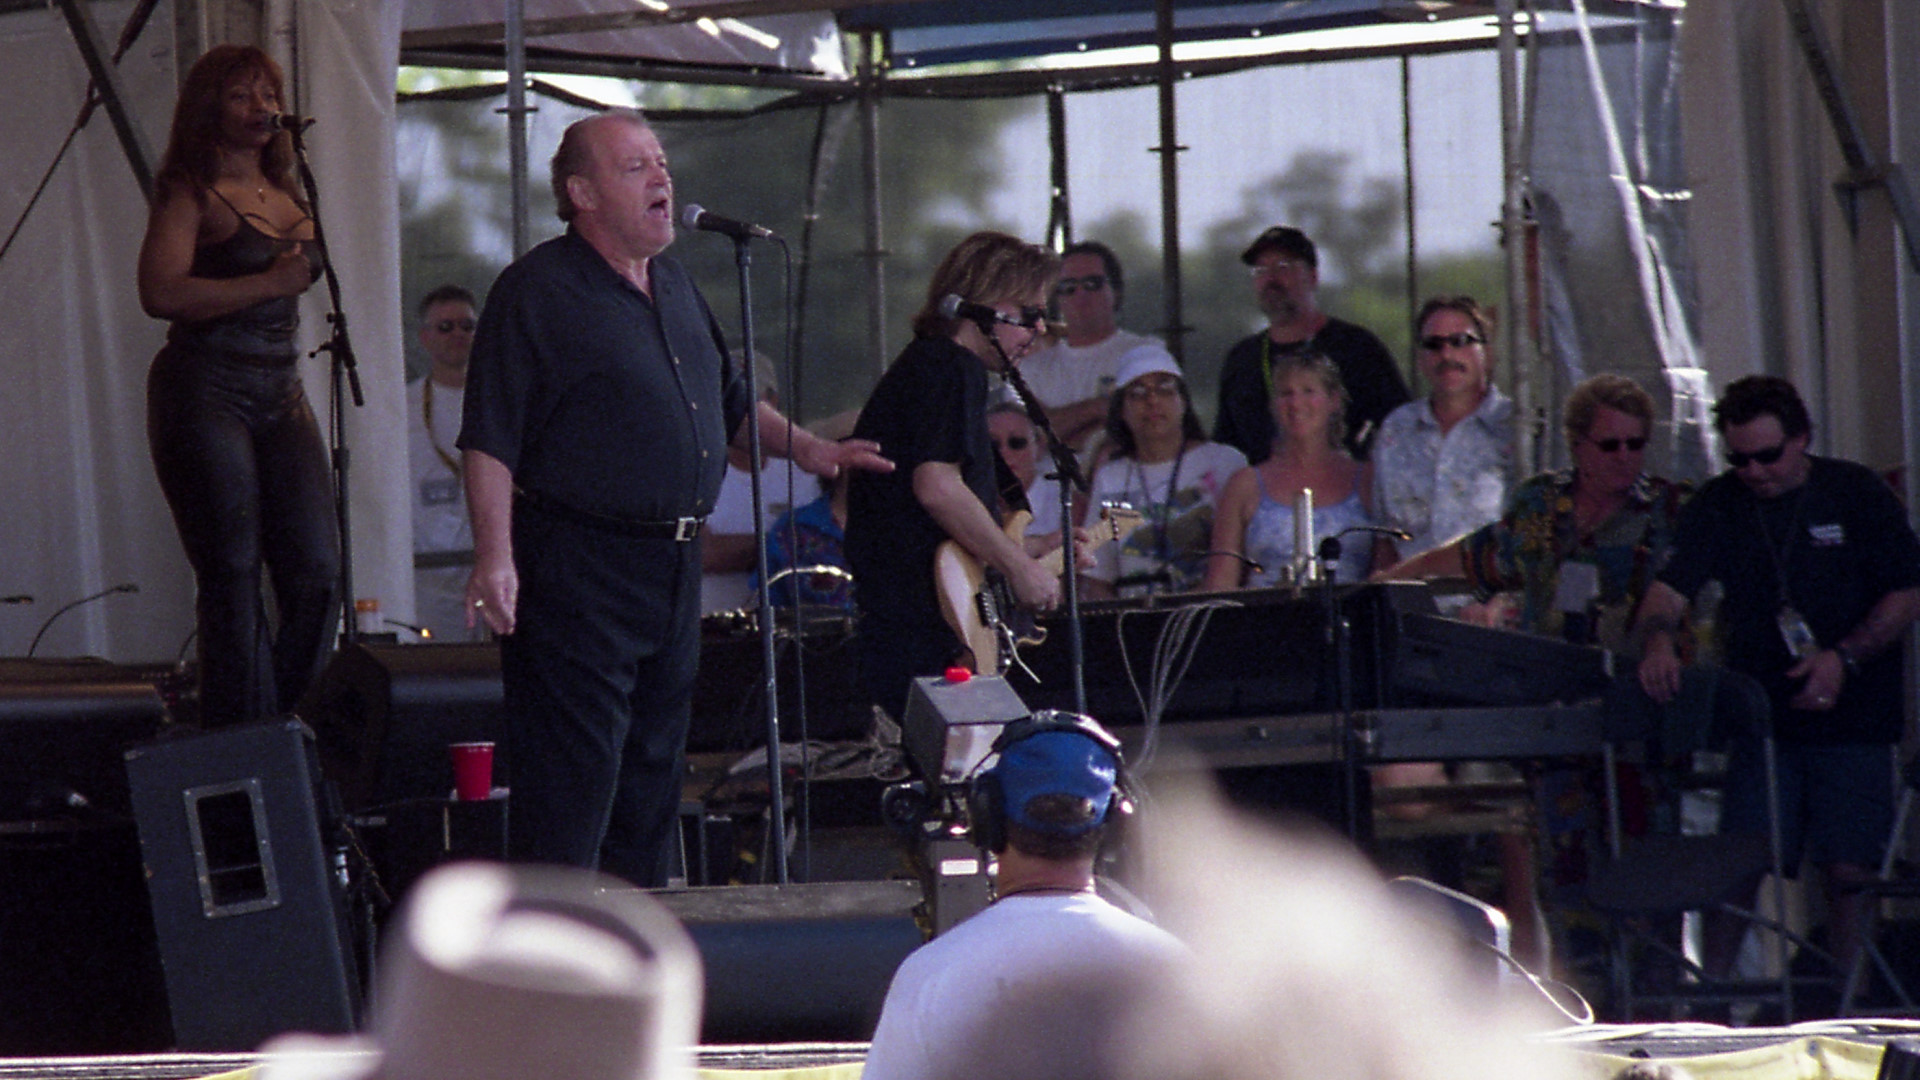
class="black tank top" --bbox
[169,186,322,360]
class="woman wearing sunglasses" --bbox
[1374,373,1688,652]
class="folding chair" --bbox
[1579,667,1801,1023]
[1839,754,1920,1016]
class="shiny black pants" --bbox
[147,344,340,727]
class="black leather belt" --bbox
[516,488,704,541]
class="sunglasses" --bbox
[1055,275,1108,297]
[1726,443,1787,469]
[992,436,1030,452]
[1586,436,1648,454]
[1124,380,1182,401]
[434,318,477,333]
[1420,332,1483,352]
[1248,259,1304,279]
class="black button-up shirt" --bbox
[460,229,749,521]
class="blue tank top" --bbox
[1243,472,1375,586]
[167,187,320,359]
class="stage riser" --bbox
[300,640,869,812]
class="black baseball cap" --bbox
[1241,225,1318,268]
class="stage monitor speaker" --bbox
[651,880,923,1043]
[126,718,361,1050]
[298,642,506,811]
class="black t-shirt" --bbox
[1657,456,1920,744]
[1213,316,1409,463]
[459,230,749,521]
[846,335,1002,643]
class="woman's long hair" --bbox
[154,45,298,201]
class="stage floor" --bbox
[10,1024,1920,1080]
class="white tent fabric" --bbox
[0,2,189,662]
[0,0,408,663]
[1680,0,1919,472]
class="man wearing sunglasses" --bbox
[1371,296,1515,569]
[1376,374,1686,650]
[987,402,1063,543]
[408,283,482,641]
[1010,241,1160,458]
[1636,375,1920,980]
[1214,225,1409,464]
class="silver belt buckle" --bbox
[673,516,701,542]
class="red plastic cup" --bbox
[449,741,495,801]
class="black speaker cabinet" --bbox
[0,662,171,1054]
[651,880,924,1043]
[125,718,361,1050]
[299,642,507,811]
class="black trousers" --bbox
[147,344,340,727]
[501,501,701,888]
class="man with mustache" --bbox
[1370,296,1515,568]
[1213,226,1409,464]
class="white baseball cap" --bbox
[1114,344,1182,392]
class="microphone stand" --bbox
[1317,524,1411,846]
[716,229,792,885]
[286,120,365,647]
[993,344,1091,715]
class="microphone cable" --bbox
[27,582,138,658]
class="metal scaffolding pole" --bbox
[1153,0,1185,362]
[860,30,887,374]
[1497,0,1537,473]
[505,0,531,258]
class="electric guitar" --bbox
[933,503,1145,676]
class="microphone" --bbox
[939,294,1035,329]
[267,113,315,133]
[27,582,138,658]
[681,204,777,240]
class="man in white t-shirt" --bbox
[1011,242,1159,456]
[701,357,822,615]
[863,713,1183,1080]
[407,284,482,641]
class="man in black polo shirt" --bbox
[459,110,889,887]
[1636,375,1920,976]
[1214,226,1409,462]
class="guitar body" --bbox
[933,511,1035,675]
[933,504,1143,676]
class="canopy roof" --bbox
[397,0,1666,82]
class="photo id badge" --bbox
[1777,605,1819,660]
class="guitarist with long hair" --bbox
[847,232,1065,721]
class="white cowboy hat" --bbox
[256,862,703,1080]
